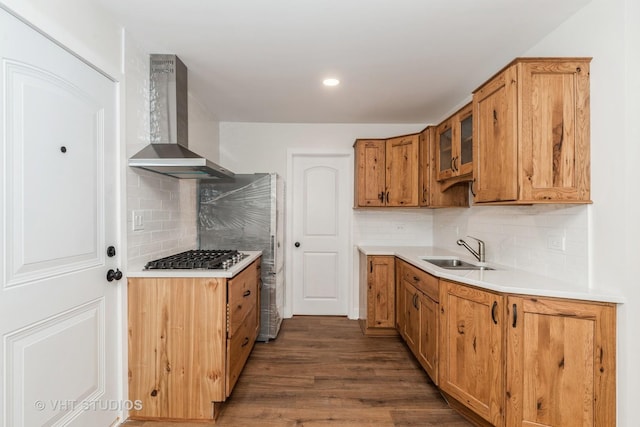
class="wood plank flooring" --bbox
[123,316,471,427]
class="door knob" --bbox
[294,242,301,247]
[106,268,123,282]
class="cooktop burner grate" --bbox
[144,249,243,270]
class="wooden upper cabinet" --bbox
[385,135,420,206]
[473,57,592,204]
[354,139,386,207]
[436,103,474,185]
[354,135,419,207]
[505,296,616,427]
[419,126,469,208]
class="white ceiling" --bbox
[93,0,591,124]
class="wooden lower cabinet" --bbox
[505,295,616,427]
[396,260,439,384]
[439,279,505,426]
[359,254,396,335]
[128,258,261,421]
[437,279,617,427]
[417,292,439,384]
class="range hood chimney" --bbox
[128,54,234,180]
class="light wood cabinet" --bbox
[396,260,439,384]
[386,135,420,206]
[436,103,474,185]
[419,126,469,208]
[359,255,396,335]
[354,134,419,207]
[505,295,616,427]
[472,58,591,204]
[128,258,261,421]
[439,278,616,427]
[354,139,386,207]
[439,279,505,426]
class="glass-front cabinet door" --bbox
[437,122,454,181]
[436,102,473,182]
[457,104,473,176]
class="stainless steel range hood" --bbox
[128,54,234,180]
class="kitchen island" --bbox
[127,251,262,422]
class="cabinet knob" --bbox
[294,242,301,248]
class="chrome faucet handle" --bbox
[466,236,485,262]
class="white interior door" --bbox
[0,10,121,427]
[291,153,351,315]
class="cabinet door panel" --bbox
[403,281,419,351]
[386,135,419,206]
[473,66,518,202]
[439,280,504,426]
[520,61,591,201]
[354,140,386,206]
[367,256,395,328]
[458,106,474,175]
[418,293,438,385]
[437,123,454,181]
[506,296,616,427]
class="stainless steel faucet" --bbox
[457,236,485,263]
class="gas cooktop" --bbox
[144,249,248,270]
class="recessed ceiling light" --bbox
[323,78,340,87]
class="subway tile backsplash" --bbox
[354,209,434,246]
[433,204,589,286]
[126,169,198,270]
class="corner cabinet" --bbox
[354,135,420,207]
[359,254,396,335]
[128,258,261,421]
[472,57,591,204]
[436,103,474,186]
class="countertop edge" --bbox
[358,245,625,304]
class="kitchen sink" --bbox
[420,257,494,271]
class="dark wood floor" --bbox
[124,316,471,426]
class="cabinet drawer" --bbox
[401,262,439,302]
[228,261,259,336]
[226,304,258,396]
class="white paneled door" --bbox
[291,153,350,315]
[0,10,120,427]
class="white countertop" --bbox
[358,246,625,304]
[127,251,262,279]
